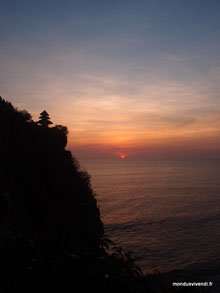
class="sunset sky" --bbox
[1,0,220,158]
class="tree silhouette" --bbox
[38,110,53,127]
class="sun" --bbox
[120,153,126,159]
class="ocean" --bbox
[80,158,220,274]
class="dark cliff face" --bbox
[0,97,104,253]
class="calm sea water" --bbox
[80,158,220,273]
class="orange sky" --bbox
[24,78,220,159]
[4,71,220,159]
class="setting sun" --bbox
[120,153,126,159]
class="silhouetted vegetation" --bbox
[0,97,186,292]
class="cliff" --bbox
[0,97,184,292]
[0,98,143,292]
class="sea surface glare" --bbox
[80,158,220,273]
